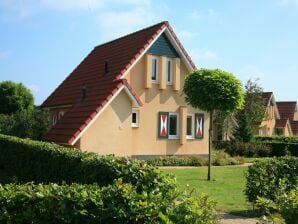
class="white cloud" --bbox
[177,30,197,40]
[26,84,39,94]
[0,51,11,60]
[279,0,298,6]
[237,65,266,83]
[190,8,216,21]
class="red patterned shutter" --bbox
[158,112,169,138]
[195,113,204,139]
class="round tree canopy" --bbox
[183,68,244,113]
[0,81,34,115]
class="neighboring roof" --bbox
[262,92,273,106]
[275,119,288,128]
[42,21,195,145]
[276,101,297,120]
[291,121,298,135]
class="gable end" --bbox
[147,33,179,58]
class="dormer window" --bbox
[166,59,172,85]
[151,58,158,82]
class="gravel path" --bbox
[219,213,258,224]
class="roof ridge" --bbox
[94,21,168,49]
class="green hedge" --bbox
[245,157,298,203]
[0,134,164,192]
[223,141,272,157]
[254,136,298,143]
[145,151,244,166]
[0,181,218,224]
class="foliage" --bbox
[224,141,272,157]
[0,134,169,193]
[183,68,244,113]
[0,108,50,140]
[257,182,298,224]
[145,151,244,167]
[233,112,253,142]
[254,136,298,143]
[0,181,218,223]
[233,79,265,142]
[245,157,298,203]
[0,81,34,115]
[213,110,237,141]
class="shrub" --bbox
[245,157,298,203]
[0,181,218,224]
[224,141,271,157]
[254,136,298,143]
[145,151,244,167]
[0,134,167,192]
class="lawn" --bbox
[161,166,254,216]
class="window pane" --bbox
[132,112,137,124]
[167,60,171,82]
[187,116,192,136]
[169,115,177,135]
[151,59,157,80]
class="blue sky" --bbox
[0,0,297,105]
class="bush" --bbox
[254,136,298,143]
[0,181,218,224]
[224,141,271,157]
[0,134,166,192]
[145,151,244,167]
[245,157,298,203]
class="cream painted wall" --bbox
[77,54,209,156]
[77,91,133,156]
[259,105,277,136]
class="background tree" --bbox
[233,79,265,142]
[0,81,34,115]
[183,68,244,180]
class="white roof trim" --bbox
[71,85,141,145]
[119,26,194,79]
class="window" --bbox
[151,58,158,82]
[166,59,172,84]
[186,114,194,139]
[131,110,139,128]
[168,112,179,139]
[276,128,283,135]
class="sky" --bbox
[0,0,298,105]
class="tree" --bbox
[183,68,244,180]
[0,81,34,115]
[0,107,50,140]
[233,79,265,142]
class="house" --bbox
[256,92,297,136]
[41,21,209,157]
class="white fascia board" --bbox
[163,28,194,72]
[119,27,167,79]
[71,85,141,145]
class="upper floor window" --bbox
[166,59,172,85]
[151,58,158,82]
[131,110,139,128]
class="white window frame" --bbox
[168,112,179,139]
[151,57,158,83]
[166,58,172,85]
[186,114,194,139]
[131,109,139,128]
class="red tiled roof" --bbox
[275,119,288,128]
[262,92,273,106]
[276,101,297,120]
[41,21,195,145]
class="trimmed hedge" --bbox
[0,181,218,224]
[245,157,298,203]
[254,136,298,143]
[145,151,244,166]
[0,134,164,192]
[223,141,271,157]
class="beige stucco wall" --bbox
[294,111,298,121]
[76,91,133,156]
[259,105,277,136]
[76,54,209,156]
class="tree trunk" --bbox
[207,110,213,181]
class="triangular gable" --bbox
[147,33,179,58]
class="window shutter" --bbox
[158,112,169,138]
[195,113,204,139]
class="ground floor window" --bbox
[186,114,194,139]
[168,112,179,139]
[131,110,139,128]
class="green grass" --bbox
[162,166,256,216]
